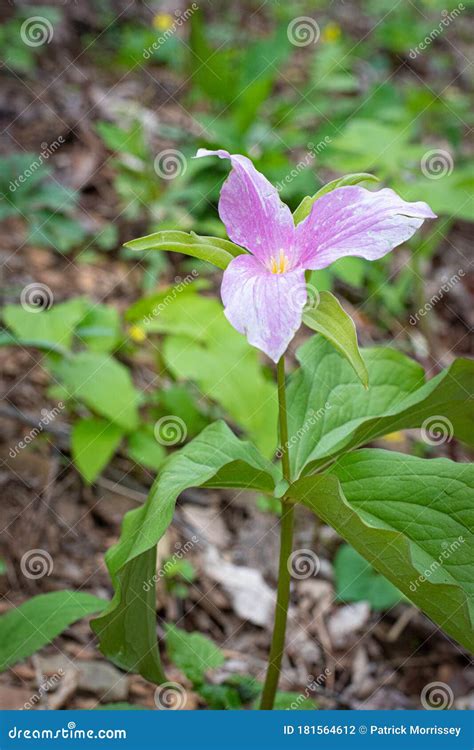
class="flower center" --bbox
[269,249,289,274]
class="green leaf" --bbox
[127,425,166,471]
[124,230,244,270]
[91,421,278,683]
[51,352,139,431]
[75,304,121,353]
[71,418,123,484]
[0,592,106,672]
[287,337,474,477]
[3,298,87,352]
[165,625,224,685]
[303,292,368,387]
[334,544,404,610]
[293,172,379,224]
[197,683,242,710]
[138,289,278,457]
[287,451,474,651]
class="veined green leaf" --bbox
[124,230,244,270]
[303,292,368,387]
[0,592,106,672]
[293,173,379,224]
[287,337,474,477]
[92,421,278,683]
[287,450,474,651]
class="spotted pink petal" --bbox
[295,186,437,270]
[221,254,307,363]
[195,149,295,266]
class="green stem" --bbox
[259,355,294,710]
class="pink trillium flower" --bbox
[195,148,436,363]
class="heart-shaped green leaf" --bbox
[287,450,474,651]
[287,337,474,477]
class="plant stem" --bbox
[259,355,294,710]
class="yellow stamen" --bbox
[269,249,289,274]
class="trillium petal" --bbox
[295,186,437,270]
[195,148,295,264]
[221,254,306,363]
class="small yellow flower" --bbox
[382,431,405,443]
[322,22,341,43]
[152,13,174,32]
[129,324,147,343]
